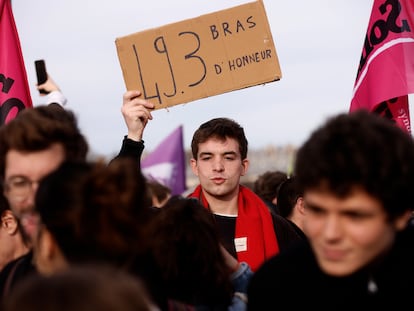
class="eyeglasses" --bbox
[3,175,39,203]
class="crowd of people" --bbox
[1,76,414,310]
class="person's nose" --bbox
[322,215,342,241]
[25,182,39,207]
[212,157,224,172]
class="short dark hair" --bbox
[0,105,88,179]
[253,171,288,203]
[191,117,248,159]
[294,110,414,220]
[276,176,303,218]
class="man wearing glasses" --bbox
[0,88,153,300]
[0,104,88,299]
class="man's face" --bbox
[190,137,248,202]
[3,143,65,241]
[303,187,410,276]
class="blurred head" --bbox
[253,170,288,205]
[294,110,414,276]
[34,159,149,275]
[3,264,158,311]
[0,105,88,242]
[147,196,233,305]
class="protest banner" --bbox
[0,0,32,124]
[115,0,281,110]
[350,0,414,133]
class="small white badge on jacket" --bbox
[234,237,247,252]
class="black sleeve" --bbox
[247,256,279,310]
[109,136,145,168]
[247,241,311,310]
[0,252,37,301]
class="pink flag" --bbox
[0,0,32,125]
[141,125,187,195]
[350,0,414,134]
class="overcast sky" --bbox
[12,0,378,159]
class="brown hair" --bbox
[3,264,157,311]
[191,117,248,160]
[0,105,88,179]
[35,158,149,267]
[253,171,288,203]
[147,196,233,306]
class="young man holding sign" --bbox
[121,90,301,272]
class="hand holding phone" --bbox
[35,59,49,94]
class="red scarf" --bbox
[188,185,279,271]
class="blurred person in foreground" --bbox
[2,264,159,311]
[32,159,166,309]
[147,196,253,310]
[0,102,88,299]
[247,110,414,310]
[0,84,154,300]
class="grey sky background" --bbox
[12,0,394,159]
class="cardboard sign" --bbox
[115,0,281,110]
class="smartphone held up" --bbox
[35,59,49,94]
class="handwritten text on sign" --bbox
[115,0,282,110]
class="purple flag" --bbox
[141,125,186,195]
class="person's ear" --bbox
[190,158,199,176]
[297,197,306,215]
[1,210,19,235]
[241,159,249,176]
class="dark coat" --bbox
[247,224,414,310]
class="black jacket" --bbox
[0,251,36,302]
[247,224,414,310]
